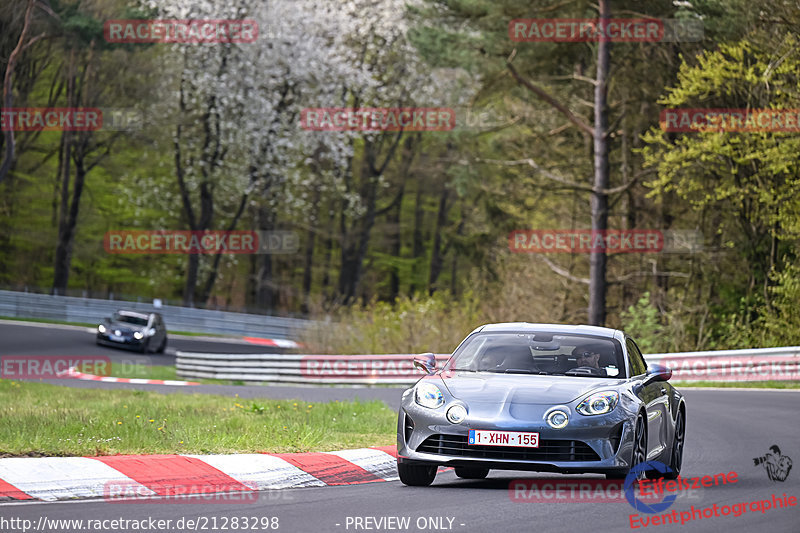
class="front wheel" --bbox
[606,414,647,480]
[155,336,167,354]
[398,461,436,486]
[663,410,685,480]
[455,467,489,479]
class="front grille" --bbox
[416,434,600,462]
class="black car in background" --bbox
[96,310,167,353]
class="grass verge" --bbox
[673,380,800,389]
[0,380,396,457]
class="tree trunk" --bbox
[428,187,450,294]
[588,0,611,326]
[410,180,425,293]
[52,48,78,294]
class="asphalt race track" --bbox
[2,322,799,532]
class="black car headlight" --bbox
[414,382,444,409]
[133,332,144,340]
[576,391,619,416]
[98,324,106,333]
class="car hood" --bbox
[439,371,622,405]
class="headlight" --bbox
[133,332,144,340]
[98,324,106,333]
[414,382,444,409]
[446,405,467,424]
[147,328,156,336]
[576,391,619,416]
[546,410,569,429]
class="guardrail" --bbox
[175,346,800,385]
[0,289,311,340]
[176,352,452,384]
[647,346,800,382]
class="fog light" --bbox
[546,410,569,429]
[446,405,467,424]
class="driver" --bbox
[571,345,608,377]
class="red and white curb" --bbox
[243,337,301,349]
[58,367,199,386]
[0,446,398,503]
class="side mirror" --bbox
[644,364,672,385]
[413,353,437,374]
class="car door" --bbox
[626,338,667,460]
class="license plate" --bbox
[109,335,124,342]
[468,430,539,448]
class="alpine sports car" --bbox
[396,323,686,486]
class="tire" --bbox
[455,467,489,479]
[663,410,685,480]
[156,336,167,354]
[397,461,437,486]
[139,339,150,354]
[606,414,647,480]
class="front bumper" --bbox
[96,333,145,349]
[397,395,638,475]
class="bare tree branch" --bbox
[506,49,594,137]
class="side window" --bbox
[626,338,647,376]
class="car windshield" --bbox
[444,332,626,378]
[111,312,148,326]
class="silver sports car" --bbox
[396,323,685,486]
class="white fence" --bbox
[175,346,800,385]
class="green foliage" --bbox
[620,292,663,353]
[301,293,483,354]
[758,263,800,347]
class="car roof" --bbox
[115,310,150,319]
[472,322,620,339]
